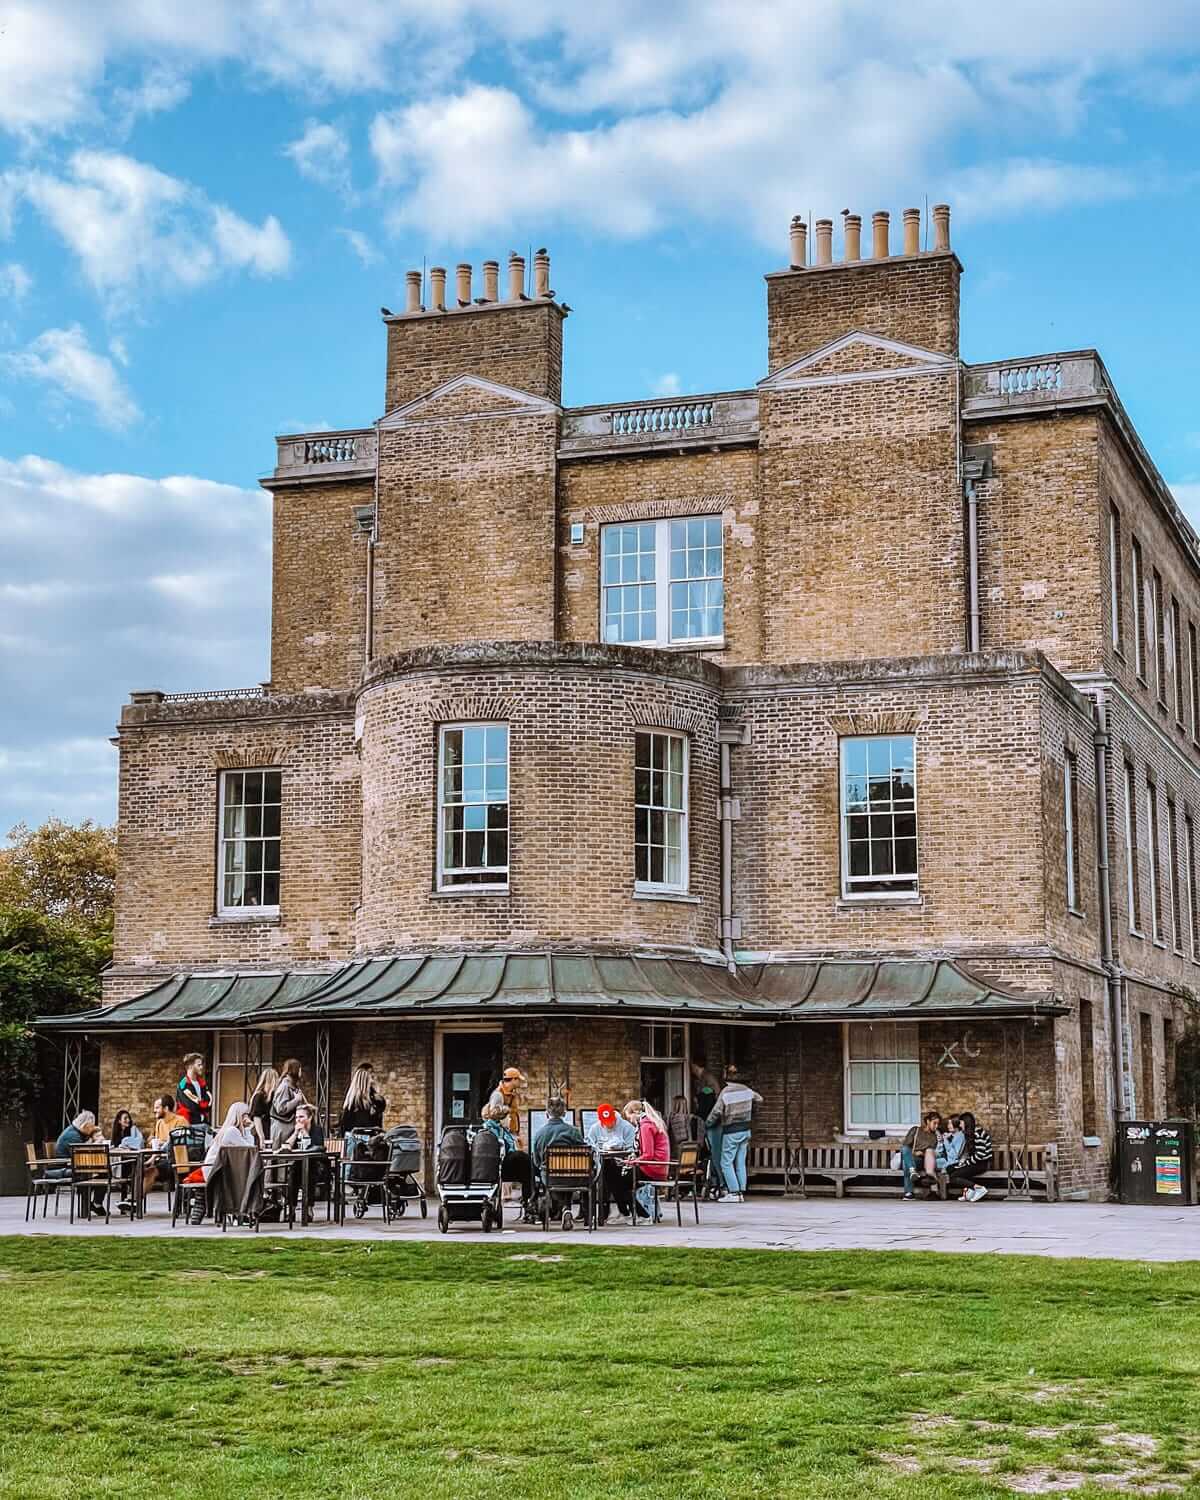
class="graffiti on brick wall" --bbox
[937,1029,984,1069]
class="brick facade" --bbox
[91,219,1200,1199]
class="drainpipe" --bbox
[965,477,981,653]
[1093,692,1128,1123]
[717,718,749,973]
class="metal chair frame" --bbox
[665,1141,703,1225]
[25,1143,70,1221]
[69,1144,119,1225]
[170,1143,207,1228]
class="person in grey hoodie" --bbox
[708,1065,763,1203]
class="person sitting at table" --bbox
[624,1100,670,1220]
[479,1101,535,1221]
[54,1110,108,1215]
[175,1052,212,1127]
[140,1095,187,1196]
[532,1096,587,1219]
[110,1110,145,1150]
[338,1063,387,1134]
[585,1102,639,1223]
[270,1059,307,1146]
[281,1103,329,1220]
[248,1067,280,1148]
[183,1102,257,1223]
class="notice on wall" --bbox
[451,1073,471,1092]
[451,1098,465,1119]
[1155,1155,1182,1195]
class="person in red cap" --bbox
[585,1101,640,1222]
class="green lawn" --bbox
[1,1237,1198,1499]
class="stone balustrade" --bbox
[271,428,377,480]
[559,391,759,456]
[962,353,1101,414]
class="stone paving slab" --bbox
[4,1193,1198,1260]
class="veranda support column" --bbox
[315,1026,331,1129]
[242,1031,262,1103]
[62,1037,82,1128]
[782,1028,807,1198]
[1003,1022,1033,1200]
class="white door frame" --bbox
[433,1021,503,1133]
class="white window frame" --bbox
[1108,503,1122,650]
[843,1023,921,1135]
[839,734,919,900]
[634,729,690,894]
[1064,750,1078,911]
[436,723,510,891]
[1147,777,1162,943]
[1124,760,1142,935]
[217,768,281,916]
[1130,536,1144,678]
[601,516,724,648]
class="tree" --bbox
[0,819,116,1127]
[0,819,117,937]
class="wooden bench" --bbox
[747,1141,1057,1201]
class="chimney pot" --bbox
[405,270,421,313]
[843,213,862,261]
[789,215,807,268]
[932,203,951,252]
[872,210,890,259]
[455,262,472,305]
[533,247,550,298]
[902,207,920,256]
[508,251,525,301]
[815,218,833,265]
[482,259,499,302]
[429,265,447,310]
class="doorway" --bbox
[437,1027,502,1129]
[640,1023,686,1115]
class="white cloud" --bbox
[337,228,380,266]
[5,324,141,429]
[948,159,1140,216]
[9,150,291,306]
[285,120,353,196]
[0,453,270,825]
[111,65,191,132]
[651,373,681,398]
[0,263,33,301]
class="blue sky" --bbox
[1,1,1199,829]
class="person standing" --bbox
[690,1057,723,1195]
[487,1067,527,1137]
[248,1067,280,1148]
[175,1053,212,1127]
[269,1059,307,1146]
[338,1063,387,1133]
[708,1065,762,1204]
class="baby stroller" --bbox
[341,1128,388,1219]
[436,1123,505,1233]
[382,1124,428,1221]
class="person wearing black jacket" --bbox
[282,1103,328,1221]
[338,1063,387,1134]
[947,1112,994,1201]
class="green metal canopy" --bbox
[37,954,1064,1034]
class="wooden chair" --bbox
[324,1136,345,1223]
[25,1143,69,1221]
[665,1141,703,1226]
[170,1143,207,1227]
[541,1145,598,1231]
[69,1144,119,1224]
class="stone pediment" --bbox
[760,332,956,391]
[379,374,560,428]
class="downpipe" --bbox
[1093,693,1128,1124]
[719,739,735,972]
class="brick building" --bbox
[46,207,1198,1199]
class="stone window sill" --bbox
[836,895,923,912]
[633,888,702,905]
[430,887,511,899]
[210,911,281,927]
[1082,1135,1103,1148]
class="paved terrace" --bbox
[5,1194,1197,1261]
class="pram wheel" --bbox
[561,1210,574,1231]
[480,1206,495,1233]
[437,1205,449,1234]
[393,1198,407,1218]
[419,1198,428,1218]
[353,1198,367,1219]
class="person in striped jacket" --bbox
[947,1112,994,1201]
[708,1065,763,1204]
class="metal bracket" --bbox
[720,916,743,941]
[719,796,742,822]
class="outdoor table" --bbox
[110,1148,157,1218]
[260,1149,336,1228]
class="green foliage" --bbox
[1,1239,1199,1498]
[0,818,116,939]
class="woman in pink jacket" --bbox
[624,1100,670,1218]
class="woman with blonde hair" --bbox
[248,1066,280,1147]
[623,1099,670,1221]
[269,1058,306,1146]
[338,1062,387,1133]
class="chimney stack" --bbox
[508,251,525,301]
[789,216,807,268]
[872,211,890,259]
[429,265,446,310]
[533,247,550,298]
[902,208,920,256]
[482,259,499,302]
[405,270,421,313]
[815,218,833,265]
[455,263,472,305]
[932,203,951,252]
[843,214,862,261]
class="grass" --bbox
[1,1237,1199,1499]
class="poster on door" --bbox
[1155,1155,1182,1194]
